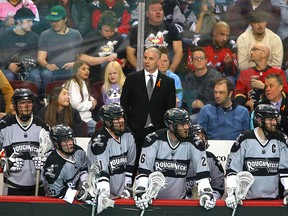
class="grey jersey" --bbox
[226,128,288,199]
[42,145,88,199]
[87,127,136,198]
[0,115,50,189]
[186,151,225,199]
[137,129,210,199]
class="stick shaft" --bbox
[139,209,145,216]
[91,205,95,216]
[231,205,237,216]
[35,169,40,196]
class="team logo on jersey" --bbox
[12,142,39,157]
[109,155,127,173]
[44,164,58,179]
[155,159,188,176]
[245,158,278,173]
[92,135,105,147]
[145,31,168,48]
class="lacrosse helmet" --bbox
[254,104,280,138]
[12,88,35,121]
[50,124,76,155]
[191,124,209,149]
[99,103,126,136]
[164,108,191,141]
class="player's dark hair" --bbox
[214,78,235,93]
[98,10,117,30]
[191,47,206,58]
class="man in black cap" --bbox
[0,7,41,90]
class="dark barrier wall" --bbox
[0,196,287,216]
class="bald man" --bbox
[187,21,237,84]
[234,43,288,111]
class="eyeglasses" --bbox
[192,56,206,61]
[250,47,264,52]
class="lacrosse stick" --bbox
[231,171,255,216]
[139,171,166,216]
[35,129,53,196]
[88,161,114,216]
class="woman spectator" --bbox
[64,60,97,136]
[36,86,86,136]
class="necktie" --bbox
[147,74,154,99]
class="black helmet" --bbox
[12,88,35,121]
[254,104,279,125]
[50,124,76,154]
[254,104,280,138]
[191,124,209,149]
[164,108,191,141]
[99,103,126,135]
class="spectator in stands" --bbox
[234,43,288,112]
[187,21,238,84]
[197,78,249,140]
[236,10,283,71]
[64,60,97,137]
[186,124,224,200]
[36,86,86,137]
[0,7,41,90]
[87,103,136,199]
[38,5,82,97]
[42,124,93,204]
[34,0,91,37]
[0,70,14,119]
[0,0,39,32]
[134,108,216,210]
[0,88,50,195]
[101,61,126,105]
[158,47,183,108]
[189,0,224,36]
[79,10,124,84]
[89,0,131,36]
[121,47,176,175]
[182,47,222,123]
[225,104,288,208]
[126,0,183,73]
[226,0,281,38]
[255,74,288,135]
[160,0,185,29]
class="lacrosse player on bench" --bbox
[225,104,288,209]
[134,108,216,211]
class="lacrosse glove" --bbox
[1,152,24,172]
[120,184,133,199]
[283,190,288,205]
[199,188,216,210]
[32,156,46,170]
[225,187,238,209]
[134,186,151,210]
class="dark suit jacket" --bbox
[121,70,176,140]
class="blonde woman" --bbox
[102,61,126,104]
[64,60,97,136]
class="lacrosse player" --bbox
[225,104,288,208]
[42,124,94,204]
[87,103,136,199]
[186,124,225,200]
[134,108,216,210]
[0,88,50,195]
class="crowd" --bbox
[1,0,288,214]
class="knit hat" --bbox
[14,7,35,21]
[45,5,67,21]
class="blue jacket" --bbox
[197,101,249,140]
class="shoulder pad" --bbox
[90,134,108,155]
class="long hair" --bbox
[65,60,91,102]
[102,61,126,93]
[45,86,73,127]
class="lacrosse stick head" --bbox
[145,171,166,200]
[235,171,255,200]
[39,129,53,157]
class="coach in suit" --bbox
[121,47,176,172]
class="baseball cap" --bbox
[14,7,35,21]
[45,5,67,21]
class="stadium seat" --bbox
[91,81,104,107]
[9,80,38,95]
